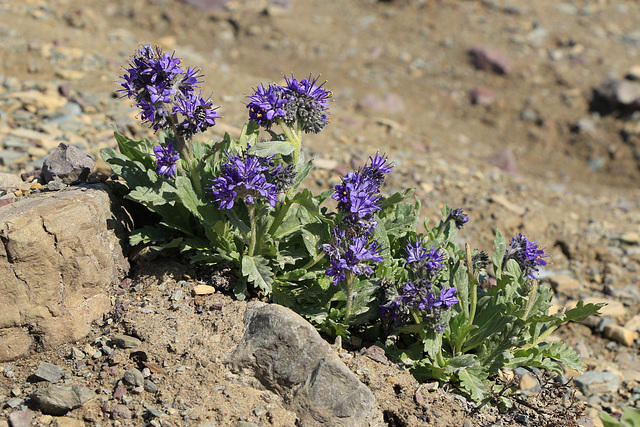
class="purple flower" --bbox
[504,233,547,279]
[153,143,180,178]
[405,239,445,273]
[117,45,217,136]
[174,92,220,137]
[321,228,384,285]
[209,149,279,209]
[281,74,332,134]
[438,287,459,307]
[246,83,286,129]
[332,153,393,236]
[447,207,469,230]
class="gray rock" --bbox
[0,184,131,362]
[30,385,97,416]
[7,409,34,427]
[34,362,64,383]
[41,142,95,184]
[111,403,132,420]
[0,149,26,167]
[574,371,621,396]
[112,334,142,349]
[47,180,68,191]
[227,302,383,426]
[123,368,144,387]
[0,172,22,188]
[468,45,512,75]
[144,379,158,394]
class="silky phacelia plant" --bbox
[332,153,393,236]
[321,154,394,320]
[103,45,603,407]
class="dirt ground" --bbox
[2,0,640,425]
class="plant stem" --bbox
[436,334,447,368]
[169,114,203,194]
[248,203,257,257]
[344,271,355,322]
[267,196,291,237]
[522,279,538,320]
[464,243,478,327]
[278,118,302,165]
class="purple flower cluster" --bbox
[118,44,219,137]
[210,149,280,209]
[153,143,180,178]
[503,233,547,279]
[381,239,458,331]
[447,207,469,230]
[332,153,393,235]
[321,229,384,285]
[246,84,286,129]
[321,154,392,285]
[246,74,331,133]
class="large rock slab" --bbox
[226,302,384,427]
[0,184,131,361]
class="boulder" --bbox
[0,184,131,361]
[227,302,384,427]
[41,142,95,184]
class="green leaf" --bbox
[248,140,296,157]
[175,176,203,219]
[492,228,506,278]
[599,412,627,427]
[457,366,489,402]
[242,255,274,295]
[239,121,260,147]
[621,407,640,426]
[130,225,174,246]
[291,160,314,192]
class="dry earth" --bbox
[2,0,640,425]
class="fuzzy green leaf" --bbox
[248,140,296,157]
[242,255,274,295]
[457,366,489,402]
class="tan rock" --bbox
[625,315,640,333]
[51,416,86,427]
[548,275,581,296]
[194,284,216,295]
[9,90,67,111]
[0,327,33,361]
[519,373,538,391]
[603,324,637,347]
[0,185,130,361]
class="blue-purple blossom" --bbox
[332,154,393,235]
[153,143,180,178]
[503,233,548,279]
[380,282,458,324]
[117,44,217,136]
[447,208,469,230]
[209,149,280,209]
[322,228,384,285]
[405,239,445,271]
[246,83,286,129]
[174,91,220,136]
[281,74,332,134]
[437,287,459,307]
